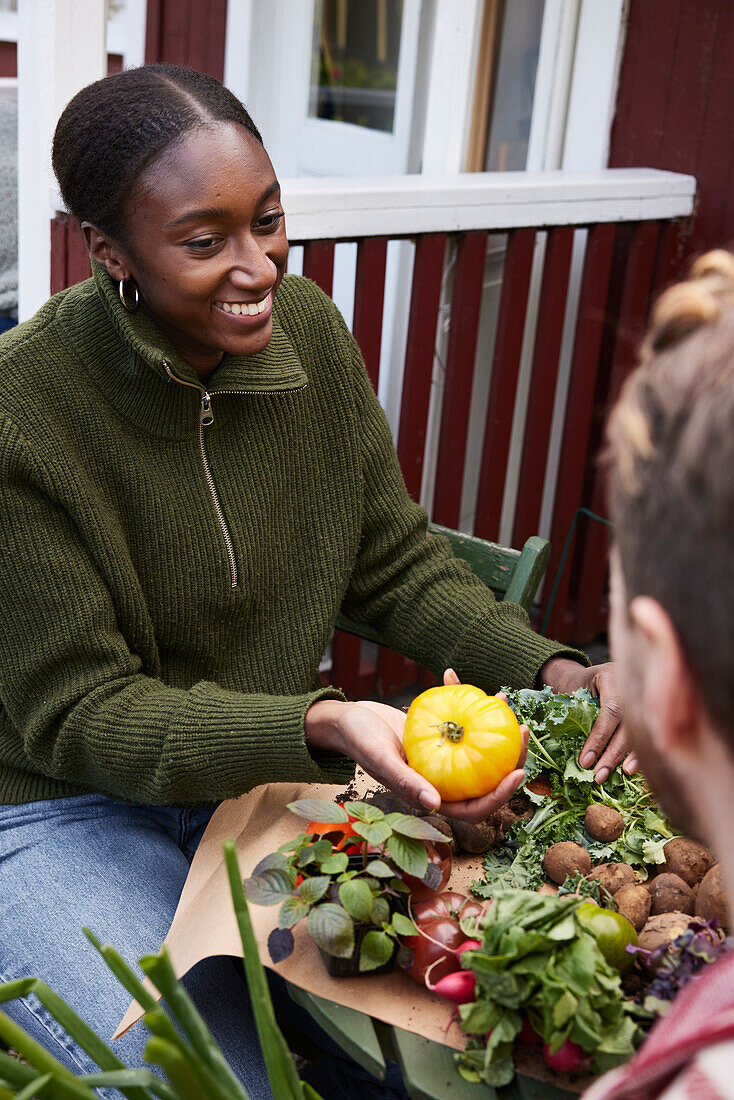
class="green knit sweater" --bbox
[0,265,582,805]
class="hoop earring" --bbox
[118,276,139,313]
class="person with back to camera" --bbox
[0,65,628,1097]
[583,249,734,1100]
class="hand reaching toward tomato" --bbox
[539,657,635,783]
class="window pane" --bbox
[309,0,404,133]
[485,0,545,171]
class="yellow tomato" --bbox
[403,684,522,802]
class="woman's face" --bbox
[117,122,288,375]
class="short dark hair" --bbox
[52,64,263,245]
[606,249,734,735]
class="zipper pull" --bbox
[200,392,214,427]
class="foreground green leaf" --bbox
[224,841,318,1099]
[0,975,150,1100]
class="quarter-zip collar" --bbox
[54,262,308,440]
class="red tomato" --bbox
[412,891,486,924]
[404,915,466,986]
[402,843,452,901]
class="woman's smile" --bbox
[213,291,273,321]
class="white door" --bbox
[228,0,425,181]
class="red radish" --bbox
[543,1039,585,1072]
[455,939,482,955]
[430,970,477,1005]
[517,1018,542,1049]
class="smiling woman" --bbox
[0,63,614,1098]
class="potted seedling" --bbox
[244,798,451,976]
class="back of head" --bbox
[606,249,734,735]
[52,64,262,247]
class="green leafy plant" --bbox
[558,869,618,909]
[473,688,676,899]
[456,890,644,1088]
[0,843,322,1100]
[244,798,447,974]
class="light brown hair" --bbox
[606,250,734,732]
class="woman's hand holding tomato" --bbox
[304,669,530,824]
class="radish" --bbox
[517,1017,542,1049]
[543,1039,585,1072]
[455,938,482,955]
[430,970,477,1004]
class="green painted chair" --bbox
[336,523,551,646]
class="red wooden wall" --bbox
[610,0,734,256]
[550,0,731,645]
[145,0,228,81]
[0,41,15,77]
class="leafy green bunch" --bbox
[0,843,321,1100]
[456,891,644,1088]
[473,688,675,898]
[244,798,446,973]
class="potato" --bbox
[451,818,502,854]
[543,841,591,884]
[585,862,636,896]
[508,791,533,816]
[493,803,533,834]
[638,912,692,953]
[585,804,625,842]
[695,864,730,931]
[663,837,715,888]
[648,872,695,916]
[614,883,652,932]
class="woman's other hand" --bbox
[539,657,636,782]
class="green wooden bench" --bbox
[288,985,575,1099]
[290,526,562,1099]
[336,523,552,646]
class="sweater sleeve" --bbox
[0,421,352,805]
[333,321,588,693]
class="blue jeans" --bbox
[0,794,408,1099]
